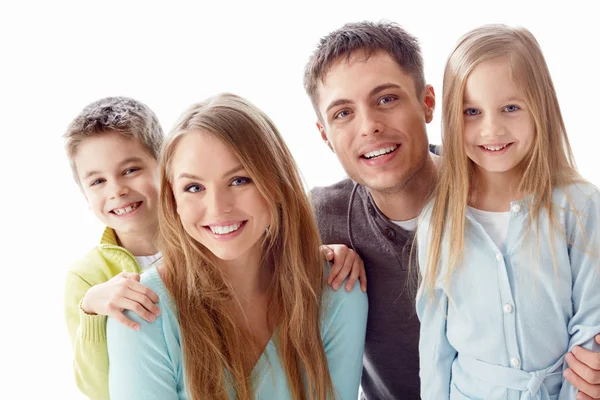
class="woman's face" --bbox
[170,131,271,264]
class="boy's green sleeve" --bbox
[64,270,110,400]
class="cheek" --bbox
[176,198,204,228]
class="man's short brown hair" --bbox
[64,96,163,182]
[304,20,425,118]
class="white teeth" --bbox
[113,203,139,215]
[482,144,509,151]
[210,223,242,235]
[363,145,398,159]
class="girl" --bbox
[417,25,600,399]
[106,93,368,399]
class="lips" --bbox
[111,201,142,216]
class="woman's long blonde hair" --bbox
[157,93,334,399]
[423,24,580,295]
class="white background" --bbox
[1,1,598,398]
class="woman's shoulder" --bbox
[321,271,368,335]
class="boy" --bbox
[63,97,164,400]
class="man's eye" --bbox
[184,184,204,193]
[379,96,396,105]
[464,108,480,116]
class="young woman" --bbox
[107,93,367,399]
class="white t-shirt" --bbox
[134,252,163,272]
[467,207,511,250]
[391,216,419,232]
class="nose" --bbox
[359,108,385,138]
[108,180,129,199]
[206,187,233,217]
[480,114,506,138]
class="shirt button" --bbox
[503,303,513,313]
[512,204,521,213]
[383,227,396,240]
[510,357,521,368]
[496,253,503,262]
[367,204,375,216]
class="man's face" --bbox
[315,51,435,194]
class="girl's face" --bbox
[462,58,535,178]
[170,131,271,264]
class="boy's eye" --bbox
[503,105,520,112]
[184,184,204,193]
[124,167,140,175]
[333,109,352,120]
[464,108,480,116]
[231,177,252,186]
[90,178,105,187]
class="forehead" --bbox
[464,59,522,102]
[316,51,417,108]
[73,131,154,175]
[171,131,241,176]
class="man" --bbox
[304,20,600,399]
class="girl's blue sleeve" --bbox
[560,190,600,399]
[322,281,368,400]
[416,212,456,400]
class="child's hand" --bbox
[81,272,160,331]
[321,244,367,293]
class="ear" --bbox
[316,122,335,153]
[422,84,436,124]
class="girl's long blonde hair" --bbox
[157,93,334,399]
[423,24,580,294]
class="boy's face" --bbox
[73,131,159,240]
[315,51,435,195]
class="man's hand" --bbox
[81,272,160,330]
[321,244,366,292]
[564,334,600,399]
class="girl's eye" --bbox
[504,105,520,112]
[90,178,105,187]
[334,109,352,120]
[378,96,396,105]
[464,108,480,116]
[124,167,140,175]
[231,177,252,186]
[184,184,204,193]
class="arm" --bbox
[415,218,456,400]
[64,271,110,400]
[560,192,600,399]
[107,304,180,400]
[322,282,368,400]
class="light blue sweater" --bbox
[107,266,368,399]
[417,182,600,400]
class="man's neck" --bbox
[116,226,159,256]
[369,153,439,221]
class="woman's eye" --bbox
[504,105,520,112]
[231,177,252,186]
[464,108,480,116]
[184,184,204,193]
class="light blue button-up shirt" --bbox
[417,182,600,400]
[107,265,368,400]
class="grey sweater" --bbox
[311,179,420,400]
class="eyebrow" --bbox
[82,157,145,180]
[325,83,404,114]
[177,164,246,181]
